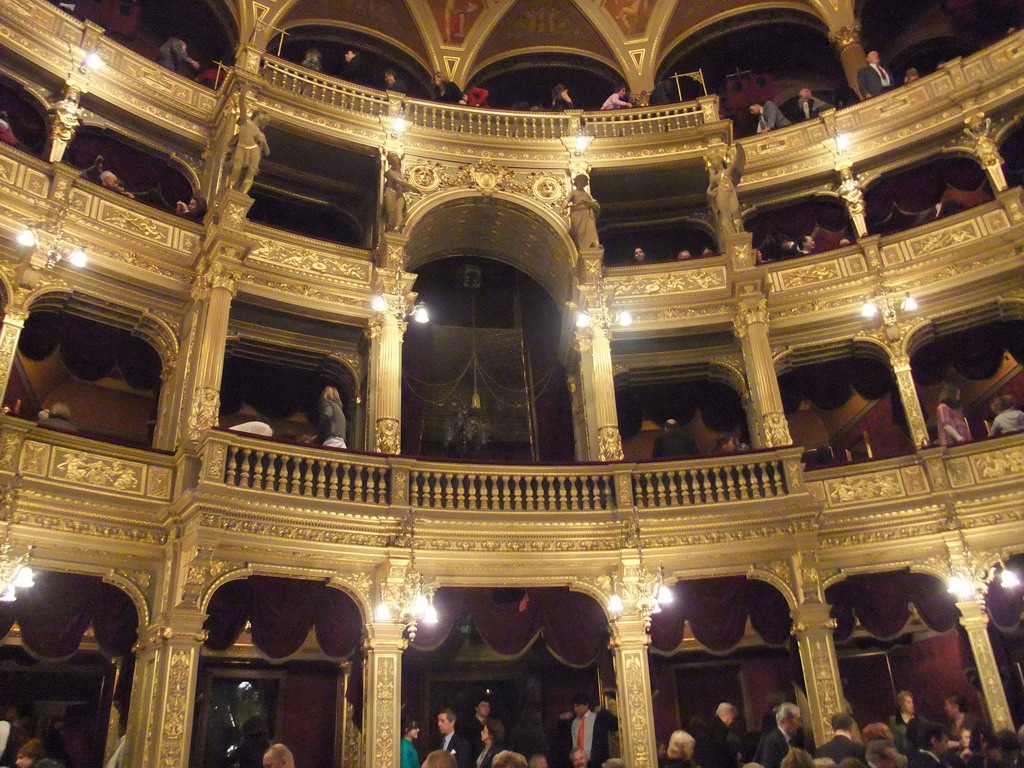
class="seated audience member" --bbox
[633,247,646,263]
[653,419,698,458]
[601,86,632,110]
[423,750,458,768]
[677,250,692,260]
[797,235,816,255]
[649,78,678,105]
[838,238,852,247]
[301,47,322,72]
[989,395,1024,436]
[38,402,77,433]
[340,49,366,85]
[16,737,66,768]
[551,84,573,110]
[710,433,738,456]
[464,85,490,107]
[383,69,408,94]
[937,387,971,446]
[433,72,464,104]
[228,421,274,437]
[779,238,799,258]
[176,195,207,221]
[750,101,791,133]
[493,752,528,768]
[700,246,716,258]
[903,68,920,85]
[0,111,17,146]
[527,757,548,768]
[156,37,200,77]
[100,170,134,199]
[797,88,832,120]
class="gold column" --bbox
[609,614,657,768]
[364,621,406,768]
[183,260,239,443]
[792,601,845,748]
[733,298,791,448]
[890,351,930,448]
[366,261,415,455]
[574,280,623,462]
[125,610,208,768]
[0,308,29,408]
[830,25,866,97]
[956,599,1014,730]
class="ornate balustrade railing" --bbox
[199,431,801,513]
[260,58,390,119]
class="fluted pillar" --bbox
[367,257,415,454]
[890,351,930,448]
[733,298,791,448]
[574,278,623,461]
[125,609,207,768]
[956,599,1014,730]
[610,616,657,768]
[830,25,867,97]
[364,621,406,768]
[0,308,29,408]
[792,602,845,748]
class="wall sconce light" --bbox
[0,543,35,603]
[835,133,851,151]
[391,115,408,133]
[410,302,429,323]
[81,51,104,72]
[370,296,429,323]
[575,134,593,153]
[576,310,632,328]
[16,228,88,269]
[575,311,591,328]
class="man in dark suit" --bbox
[857,51,894,99]
[438,709,473,768]
[560,692,616,768]
[696,702,742,768]
[797,88,832,120]
[652,419,697,458]
[754,702,801,768]
[866,740,901,768]
[750,101,791,133]
[908,721,949,768]
[816,713,866,762]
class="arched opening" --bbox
[403,587,612,765]
[0,569,140,768]
[745,197,855,261]
[67,0,235,82]
[197,576,364,768]
[469,54,625,111]
[909,318,1024,444]
[402,256,575,461]
[863,155,992,237]
[0,74,48,155]
[64,127,195,214]
[780,351,914,463]
[648,575,794,758]
[599,221,717,265]
[271,25,433,97]
[6,307,163,446]
[657,10,847,134]
[616,376,748,460]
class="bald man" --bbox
[263,744,295,768]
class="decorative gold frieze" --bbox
[824,469,904,506]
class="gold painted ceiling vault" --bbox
[0,1,1023,768]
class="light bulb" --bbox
[374,602,392,621]
[0,584,15,602]
[575,134,590,152]
[1000,569,1020,589]
[413,593,429,615]
[618,310,633,327]
[576,312,591,328]
[67,248,87,268]
[656,584,674,605]
[902,297,918,311]
[423,603,439,625]
[12,567,34,589]
[16,229,38,247]
[392,116,408,133]
[371,295,387,312]
[607,594,623,614]
[84,51,104,70]
[947,576,974,601]
[835,134,851,151]
[861,301,878,319]
[412,304,429,323]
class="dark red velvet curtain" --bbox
[410,588,609,667]
[747,199,854,254]
[780,358,894,413]
[0,570,138,658]
[825,570,959,642]
[616,381,746,440]
[911,321,1024,386]
[203,576,363,660]
[649,576,792,653]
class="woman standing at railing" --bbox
[317,386,347,449]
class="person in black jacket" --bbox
[317,386,347,448]
[754,703,802,768]
[816,714,866,763]
[697,703,742,768]
[438,710,473,768]
[652,419,697,458]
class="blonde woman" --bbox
[317,386,347,448]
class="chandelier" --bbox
[607,507,673,624]
[374,512,438,638]
[945,528,1020,601]
[0,539,35,602]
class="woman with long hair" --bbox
[401,720,420,768]
[937,383,971,446]
[317,386,347,448]
[477,719,505,768]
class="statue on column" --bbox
[46,85,82,163]
[706,144,745,238]
[226,86,270,194]
[568,174,601,250]
[963,113,1007,192]
[837,164,867,236]
[382,152,418,232]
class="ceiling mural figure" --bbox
[433,0,492,45]
[605,0,653,37]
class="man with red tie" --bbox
[857,51,894,99]
[561,693,615,768]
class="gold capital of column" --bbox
[829,24,862,53]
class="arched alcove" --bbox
[600,219,717,265]
[469,53,625,110]
[745,196,855,260]
[0,74,48,154]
